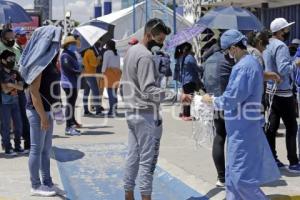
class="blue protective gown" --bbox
[213,54,281,200]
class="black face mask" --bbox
[147,40,163,52]
[224,51,235,65]
[282,31,290,41]
[3,39,15,48]
[289,46,297,57]
[4,61,15,70]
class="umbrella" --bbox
[165,24,207,50]
[0,0,32,24]
[73,19,114,51]
[196,6,263,31]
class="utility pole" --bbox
[133,0,136,33]
[173,0,177,34]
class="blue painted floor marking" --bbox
[52,143,208,200]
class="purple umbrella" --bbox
[165,24,207,50]
[0,0,32,24]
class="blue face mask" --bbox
[67,44,77,52]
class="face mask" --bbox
[67,44,77,53]
[17,36,27,46]
[4,61,15,70]
[283,31,290,41]
[3,39,15,47]
[147,39,163,52]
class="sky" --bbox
[9,0,122,23]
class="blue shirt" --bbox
[60,49,82,88]
[181,54,200,86]
[0,68,21,104]
[263,38,295,97]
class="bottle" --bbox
[52,103,65,125]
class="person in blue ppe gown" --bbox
[202,29,281,200]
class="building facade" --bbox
[34,0,52,22]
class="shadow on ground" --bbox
[268,195,300,200]
[263,179,288,187]
[52,147,85,162]
[81,131,115,136]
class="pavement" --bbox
[0,95,300,200]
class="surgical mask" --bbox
[17,36,27,46]
[67,44,77,53]
[283,31,290,41]
[4,60,15,70]
[3,39,15,47]
[147,39,163,52]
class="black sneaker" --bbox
[15,148,29,154]
[84,111,94,117]
[5,149,17,156]
[276,160,285,168]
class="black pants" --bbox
[18,91,30,149]
[266,95,299,165]
[212,111,226,183]
[182,82,197,117]
[63,88,78,128]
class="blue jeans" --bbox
[27,109,54,189]
[83,77,101,113]
[107,88,118,114]
[18,91,31,149]
[1,102,23,151]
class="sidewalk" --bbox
[0,98,299,199]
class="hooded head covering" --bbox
[220,29,247,50]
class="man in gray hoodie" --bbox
[121,18,192,200]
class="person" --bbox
[82,45,103,116]
[289,38,300,57]
[128,37,139,46]
[13,26,31,151]
[13,27,28,51]
[121,18,191,200]
[60,36,82,135]
[181,42,201,121]
[102,40,121,117]
[0,50,26,156]
[0,29,21,64]
[203,40,234,187]
[202,29,281,199]
[263,17,300,172]
[19,25,62,197]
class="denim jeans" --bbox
[83,77,101,113]
[107,88,118,114]
[18,91,31,149]
[27,109,54,189]
[1,102,23,151]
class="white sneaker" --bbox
[31,185,56,197]
[65,127,81,136]
[216,180,225,188]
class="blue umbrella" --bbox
[165,24,207,50]
[0,0,32,24]
[196,6,263,31]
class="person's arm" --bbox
[102,51,110,73]
[212,68,254,111]
[276,45,295,76]
[6,82,23,90]
[61,54,81,74]
[29,74,49,131]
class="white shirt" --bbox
[102,50,120,73]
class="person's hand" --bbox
[41,114,49,132]
[181,93,192,103]
[264,72,281,83]
[202,94,213,104]
[296,59,300,67]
